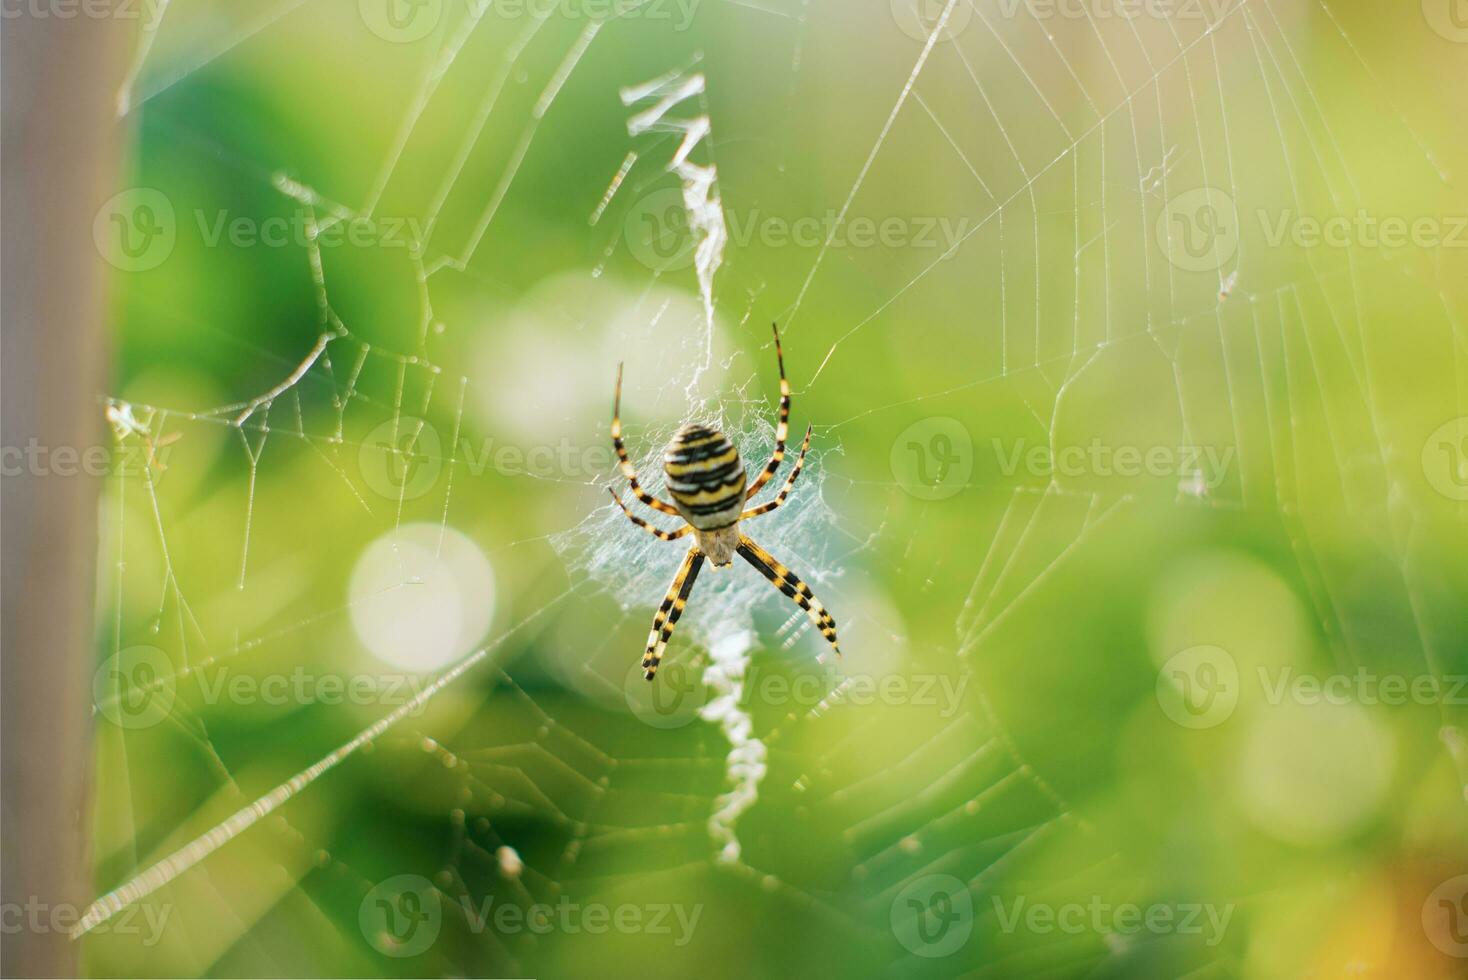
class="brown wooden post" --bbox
[2,6,129,976]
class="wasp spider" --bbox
[608,323,841,680]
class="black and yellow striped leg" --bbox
[736,535,841,658]
[612,363,681,517]
[742,424,812,520]
[608,489,691,541]
[643,550,706,680]
[745,322,791,500]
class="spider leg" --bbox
[643,549,706,680]
[745,322,791,501]
[612,363,680,516]
[608,489,691,541]
[736,535,840,658]
[742,424,811,520]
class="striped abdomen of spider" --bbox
[607,323,841,680]
[661,423,746,566]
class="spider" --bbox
[608,323,841,681]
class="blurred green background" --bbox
[83,0,1468,976]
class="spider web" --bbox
[80,0,1468,976]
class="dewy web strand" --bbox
[73,594,572,938]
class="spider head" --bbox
[694,525,740,567]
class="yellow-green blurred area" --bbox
[86,0,1468,977]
